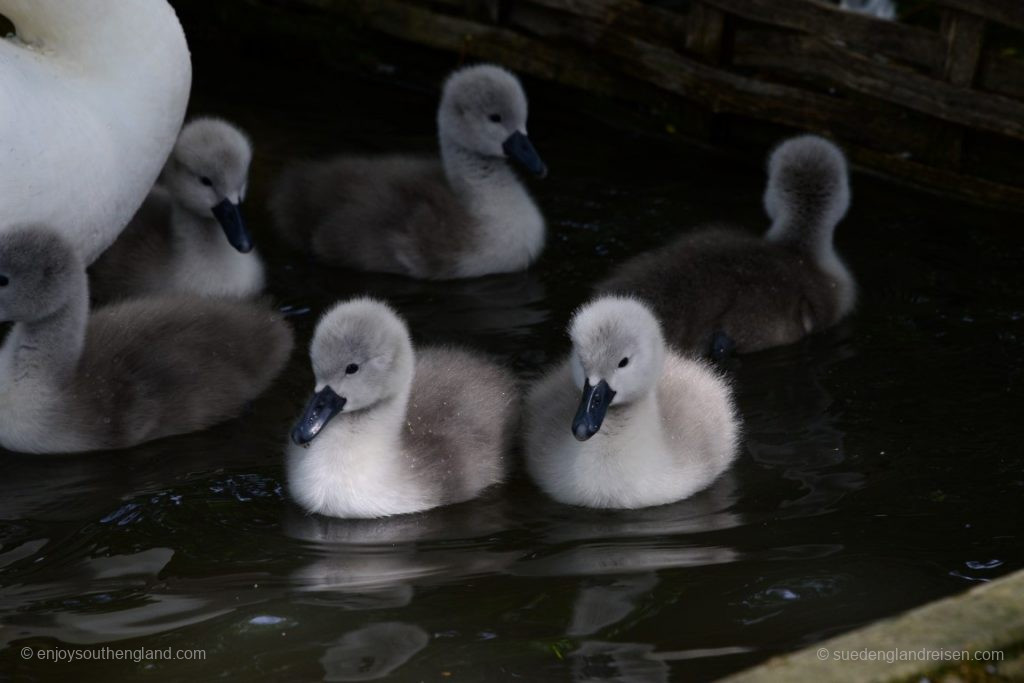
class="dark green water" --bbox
[2,16,1023,683]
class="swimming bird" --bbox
[287,298,516,518]
[600,135,855,358]
[0,226,294,455]
[90,118,264,303]
[0,0,192,264]
[269,64,547,280]
[524,296,740,509]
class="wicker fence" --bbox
[229,0,1024,210]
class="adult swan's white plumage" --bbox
[0,0,192,264]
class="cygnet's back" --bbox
[76,296,293,448]
[271,156,475,278]
[403,347,515,500]
[88,187,176,303]
[600,135,854,357]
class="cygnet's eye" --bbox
[345,363,360,375]
[199,175,214,187]
[618,357,630,368]
[488,113,502,123]
[0,274,9,287]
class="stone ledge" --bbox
[721,569,1024,682]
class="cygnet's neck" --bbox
[315,384,412,462]
[440,138,526,202]
[766,211,854,311]
[170,204,231,253]
[601,388,666,457]
[767,210,843,265]
[439,136,545,276]
[6,278,88,385]
[166,203,264,298]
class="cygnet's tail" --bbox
[763,135,850,251]
[268,161,321,251]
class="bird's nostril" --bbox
[0,274,8,287]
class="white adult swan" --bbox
[0,0,192,264]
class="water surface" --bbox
[2,23,1022,682]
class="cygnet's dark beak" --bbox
[502,130,548,178]
[291,386,347,446]
[211,198,253,253]
[571,379,616,442]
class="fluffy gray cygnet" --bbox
[287,297,517,518]
[524,296,740,509]
[90,118,264,303]
[269,64,547,280]
[0,225,293,454]
[600,135,855,358]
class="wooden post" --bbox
[229,0,1024,210]
[686,2,726,65]
[464,0,501,24]
[683,2,728,140]
[939,9,986,87]
[932,8,987,170]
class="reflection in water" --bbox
[735,573,847,627]
[514,543,737,578]
[734,341,862,519]
[321,622,430,681]
[0,421,290,523]
[569,574,658,637]
[283,266,549,343]
[283,502,518,609]
[507,475,745,679]
[387,271,548,339]
[571,641,668,683]
[282,496,511,545]
[0,548,236,646]
[0,454,130,522]
[514,473,743,577]
[0,539,47,570]
[537,473,744,544]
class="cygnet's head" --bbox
[0,226,83,323]
[291,298,415,446]
[763,135,850,242]
[162,117,255,253]
[437,64,547,178]
[567,297,666,441]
